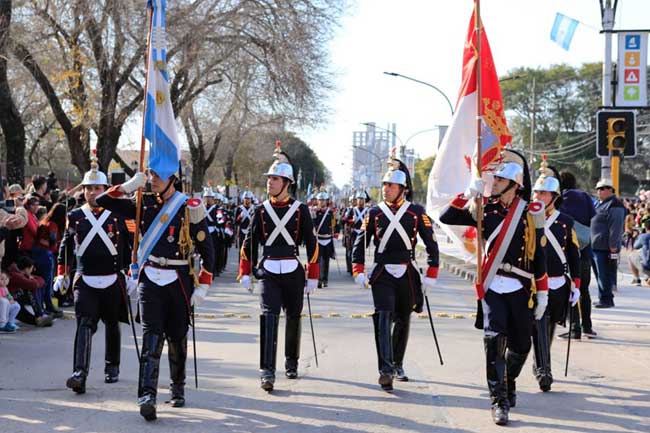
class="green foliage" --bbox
[412,156,435,204]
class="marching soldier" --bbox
[351,155,439,392]
[235,190,256,253]
[216,194,234,272]
[56,153,131,395]
[238,142,319,392]
[312,188,338,288]
[439,149,548,426]
[203,187,221,276]
[531,160,580,392]
[344,191,368,277]
[97,167,214,421]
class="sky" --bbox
[298,0,650,187]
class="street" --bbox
[1,242,649,433]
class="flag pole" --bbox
[131,7,154,268]
[474,0,484,294]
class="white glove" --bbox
[422,277,437,296]
[126,277,139,298]
[224,228,233,237]
[355,273,367,289]
[53,275,69,293]
[569,286,581,307]
[304,279,318,295]
[534,291,548,320]
[122,172,146,194]
[191,285,208,307]
[464,178,485,198]
[240,275,253,293]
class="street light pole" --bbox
[383,71,454,116]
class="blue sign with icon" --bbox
[626,34,641,50]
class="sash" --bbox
[377,201,412,253]
[316,208,330,234]
[263,200,301,246]
[478,197,527,299]
[353,207,367,225]
[136,191,187,271]
[77,206,117,257]
[238,205,252,223]
[544,210,568,266]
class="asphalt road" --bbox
[1,242,649,432]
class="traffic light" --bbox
[607,117,626,151]
[596,110,636,157]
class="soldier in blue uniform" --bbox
[235,190,256,254]
[55,155,131,394]
[352,156,439,392]
[312,188,338,288]
[215,194,234,273]
[439,149,548,426]
[238,142,319,392]
[530,160,580,392]
[203,187,221,276]
[97,167,214,421]
[343,191,368,277]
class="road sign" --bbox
[596,110,636,157]
[617,32,648,106]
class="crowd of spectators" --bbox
[0,173,82,332]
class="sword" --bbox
[564,297,572,377]
[425,295,444,365]
[306,293,319,367]
[192,305,199,388]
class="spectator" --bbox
[18,196,40,254]
[41,203,69,308]
[0,272,21,332]
[7,256,53,327]
[558,171,597,339]
[31,206,63,318]
[7,184,24,199]
[30,175,53,211]
[624,210,637,250]
[628,219,650,286]
[591,178,625,308]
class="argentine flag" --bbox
[144,0,180,180]
[550,13,579,51]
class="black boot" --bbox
[166,336,187,407]
[485,334,509,425]
[532,315,553,392]
[67,318,94,394]
[506,349,528,408]
[260,313,279,392]
[285,316,301,379]
[138,333,164,421]
[104,321,121,384]
[373,311,394,391]
[392,313,411,382]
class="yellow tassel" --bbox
[528,278,537,309]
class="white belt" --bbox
[353,229,363,234]
[241,228,249,234]
[148,256,188,267]
[498,263,533,279]
[317,234,332,238]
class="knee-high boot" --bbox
[260,313,279,391]
[485,334,509,425]
[506,349,529,407]
[167,336,187,407]
[373,311,394,391]
[532,314,553,392]
[284,316,301,379]
[392,313,411,381]
[138,333,164,421]
[66,317,94,394]
[104,321,121,383]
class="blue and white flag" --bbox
[144,0,180,180]
[550,13,579,51]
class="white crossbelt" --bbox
[544,210,567,265]
[353,207,367,224]
[76,206,117,257]
[239,205,253,223]
[377,201,412,253]
[316,208,330,234]
[206,204,216,233]
[263,200,301,246]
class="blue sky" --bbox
[299,0,650,187]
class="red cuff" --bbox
[573,278,581,289]
[426,267,439,278]
[239,259,251,276]
[352,263,365,276]
[106,185,125,198]
[307,263,320,280]
[57,265,69,276]
[198,268,213,285]
[536,275,549,292]
[450,193,469,209]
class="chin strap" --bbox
[489,180,517,200]
[159,177,175,198]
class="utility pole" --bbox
[601,0,617,180]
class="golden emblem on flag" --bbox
[156,90,165,105]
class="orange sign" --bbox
[625,52,640,67]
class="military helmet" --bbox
[242,190,255,200]
[381,149,413,201]
[203,186,216,198]
[533,156,560,193]
[264,140,295,183]
[315,186,329,200]
[81,149,109,186]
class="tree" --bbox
[412,156,435,204]
[0,0,26,184]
